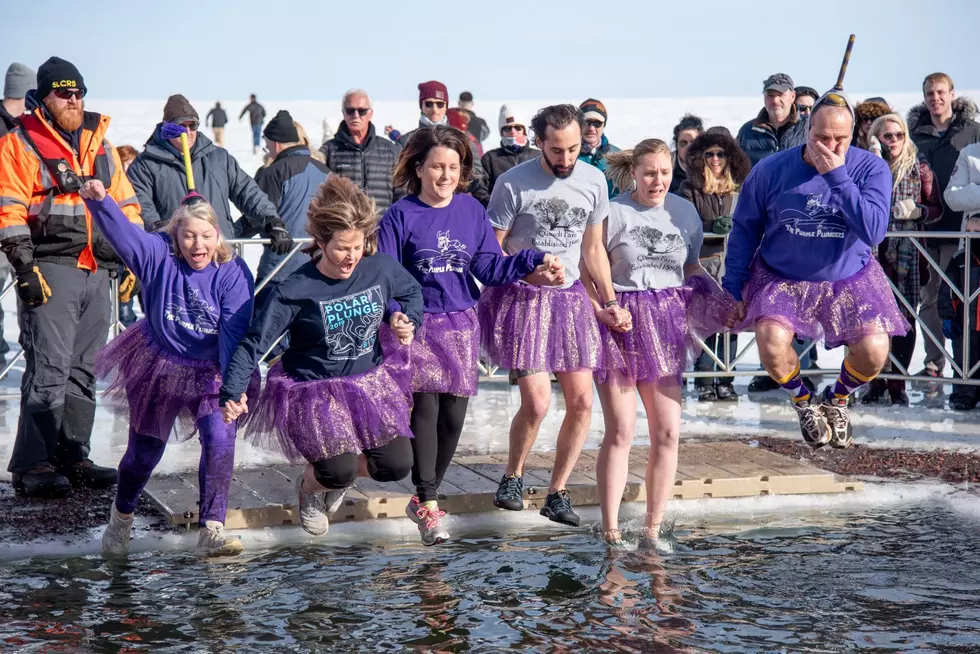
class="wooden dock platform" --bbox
[144,442,864,530]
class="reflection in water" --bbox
[1,505,980,652]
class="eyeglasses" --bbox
[880,131,905,142]
[424,101,446,110]
[795,104,813,114]
[502,124,525,134]
[53,89,84,100]
[181,121,200,131]
[344,107,370,117]
[585,119,605,129]
[704,151,727,160]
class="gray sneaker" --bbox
[101,505,134,558]
[197,521,243,557]
[295,474,330,536]
[793,400,831,448]
[406,496,450,546]
[820,388,854,449]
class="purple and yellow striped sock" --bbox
[831,359,874,400]
[775,363,811,405]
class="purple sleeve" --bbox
[821,159,891,247]
[217,259,256,374]
[84,196,168,280]
[376,206,404,263]
[722,166,767,301]
[469,207,546,286]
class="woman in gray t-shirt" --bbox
[580,139,733,547]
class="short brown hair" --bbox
[604,139,672,192]
[923,72,954,92]
[116,144,138,166]
[392,125,473,197]
[303,175,379,257]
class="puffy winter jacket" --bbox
[736,106,807,167]
[939,248,980,331]
[908,98,980,234]
[320,122,404,213]
[0,104,19,138]
[578,134,621,197]
[945,142,980,219]
[127,123,279,237]
[471,143,541,207]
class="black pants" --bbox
[9,263,109,473]
[951,333,980,405]
[890,328,917,372]
[410,392,469,503]
[694,332,737,386]
[311,436,413,489]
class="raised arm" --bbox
[81,193,168,281]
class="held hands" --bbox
[726,301,746,329]
[524,254,566,287]
[597,303,632,333]
[79,180,107,201]
[811,142,846,175]
[222,394,248,424]
[390,312,415,345]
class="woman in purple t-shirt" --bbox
[79,181,257,559]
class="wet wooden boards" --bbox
[143,442,864,530]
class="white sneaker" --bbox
[295,474,329,536]
[101,505,134,558]
[405,495,422,523]
[413,502,450,546]
[197,521,243,557]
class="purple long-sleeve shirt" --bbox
[722,145,892,301]
[84,196,255,372]
[377,194,547,313]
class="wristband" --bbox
[603,299,619,308]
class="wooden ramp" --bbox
[144,442,863,530]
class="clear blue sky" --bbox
[2,0,977,100]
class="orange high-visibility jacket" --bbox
[0,107,141,272]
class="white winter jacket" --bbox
[945,142,980,220]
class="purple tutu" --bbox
[737,258,910,349]
[243,350,415,464]
[595,276,735,387]
[381,308,481,397]
[478,281,604,373]
[96,319,259,442]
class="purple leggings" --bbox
[115,410,236,526]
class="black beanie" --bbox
[263,110,299,143]
[36,56,86,98]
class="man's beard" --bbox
[47,100,85,132]
[542,155,575,179]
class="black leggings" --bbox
[410,392,469,503]
[890,329,917,372]
[311,436,413,490]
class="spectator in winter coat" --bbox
[578,98,621,197]
[470,104,540,207]
[447,107,484,159]
[239,93,266,154]
[320,89,404,213]
[945,142,980,220]
[128,95,291,251]
[794,86,819,120]
[853,98,891,154]
[394,81,450,146]
[861,113,943,406]
[907,72,980,384]
[457,91,491,144]
[678,127,750,401]
[669,114,704,193]
[205,102,228,147]
[737,73,807,167]
[939,216,980,410]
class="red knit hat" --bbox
[418,80,448,107]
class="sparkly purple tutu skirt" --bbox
[243,350,415,464]
[596,276,735,386]
[737,258,910,349]
[381,308,481,397]
[95,319,259,442]
[477,281,603,373]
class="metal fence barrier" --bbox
[1,231,978,387]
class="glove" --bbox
[712,215,733,235]
[266,221,294,256]
[892,198,922,221]
[16,266,52,307]
[942,319,962,340]
[118,268,140,303]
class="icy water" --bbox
[1,503,979,653]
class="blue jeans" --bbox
[251,124,261,148]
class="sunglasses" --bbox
[181,121,200,131]
[53,88,84,100]
[795,104,813,114]
[585,119,605,129]
[501,124,525,134]
[880,131,905,141]
[344,107,370,117]
[424,101,446,110]
[704,151,727,160]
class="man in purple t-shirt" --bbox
[723,94,909,449]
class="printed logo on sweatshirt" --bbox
[779,193,848,239]
[531,197,589,249]
[414,230,470,275]
[164,289,219,335]
[627,225,686,274]
[319,286,384,360]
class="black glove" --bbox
[16,265,52,307]
[265,220,294,256]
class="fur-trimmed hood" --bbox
[684,130,751,189]
[907,97,978,134]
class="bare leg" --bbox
[549,369,596,493]
[756,320,799,383]
[596,382,637,533]
[845,333,890,379]
[506,372,552,476]
[637,378,682,535]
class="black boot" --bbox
[11,465,71,498]
[58,459,118,489]
[748,375,779,392]
[861,379,887,405]
[715,383,739,402]
[696,383,718,401]
[887,380,909,407]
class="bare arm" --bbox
[581,223,615,304]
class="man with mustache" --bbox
[0,56,142,498]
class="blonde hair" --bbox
[604,139,672,192]
[163,201,235,265]
[870,113,918,193]
[295,120,326,164]
[702,160,737,195]
[304,176,379,257]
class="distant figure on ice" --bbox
[578,99,621,198]
[239,93,266,154]
[456,91,491,144]
[206,101,228,147]
[724,91,909,449]
[470,105,540,207]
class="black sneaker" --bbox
[697,385,717,401]
[11,465,71,498]
[748,375,779,392]
[820,388,853,449]
[950,398,977,411]
[860,379,887,405]
[715,383,738,402]
[59,459,118,489]
[540,490,580,527]
[913,368,942,395]
[793,400,830,448]
[494,474,524,511]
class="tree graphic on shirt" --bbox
[629,225,684,256]
[534,197,589,232]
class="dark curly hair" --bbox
[684,130,751,191]
[672,113,704,146]
[392,125,474,196]
[529,104,584,143]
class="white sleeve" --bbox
[944,147,980,213]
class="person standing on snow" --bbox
[239,93,266,154]
[205,102,228,147]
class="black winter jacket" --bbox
[737,106,807,167]
[471,143,540,207]
[939,248,980,333]
[206,106,228,128]
[320,122,404,213]
[0,104,19,138]
[239,101,266,126]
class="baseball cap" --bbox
[763,73,795,93]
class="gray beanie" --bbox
[4,63,36,100]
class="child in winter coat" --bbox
[939,216,980,410]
